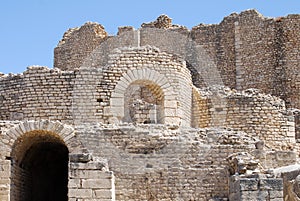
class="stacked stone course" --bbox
[193,87,296,150]
[75,123,260,200]
[0,67,75,124]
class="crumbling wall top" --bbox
[57,22,107,47]
[197,86,286,110]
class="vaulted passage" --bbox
[11,132,69,201]
[22,142,68,201]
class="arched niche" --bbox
[108,68,180,125]
[123,80,165,124]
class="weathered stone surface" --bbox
[82,179,112,189]
[94,190,113,199]
[260,179,283,191]
[68,189,92,198]
[0,10,299,201]
[240,178,259,191]
[69,153,92,163]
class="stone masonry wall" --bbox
[233,10,278,94]
[0,121,15,201]
[191,86,210,128]
[280,14,300,109]
[191,10,299,110]
[229,175,284,200]
[53,11,299,109]
[10,164,31,201]
[0,120,116,201]
[68,157,115,201]
[54,22,108,71]
[98,46,193,126]
[0,46,192,127]
[296,112,300,140]
[191,10,299,109]
[0,121,21,159]
[191,13,237,89]
[0,160,10,201]
[75,123,258,200]
[194,87,296,151]
[0,10,299,200]
[0,67,75,124]
[225,89,295,150]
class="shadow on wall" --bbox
[10,131,69,201]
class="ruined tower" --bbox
[0,10,299,200]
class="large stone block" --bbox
[69,153,92,163]
[94,189,113,199]
[240,190,268,200]
[259,178,283,191]
[68,178,81,188]
[69,170,113,179]
[82,179,112,189]
[69,188,93,198]
[269,190,283,199]
[240,178,259,191]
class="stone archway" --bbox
[0,120,82,201]
[11,130,69,201]
[0,120,115,201]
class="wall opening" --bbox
[123,81,164,124]
[10,131,69,201]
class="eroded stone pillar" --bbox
[68,153,115,201]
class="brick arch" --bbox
[2,120,82,158]
[2,120,81,201]
[109,68,180,125]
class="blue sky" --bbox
[0,0,299,74]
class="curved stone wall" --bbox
[193,87,296,150]
[1,10,299,201]
[53,10,300,109]
[98,46,193,126]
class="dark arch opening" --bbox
[22,142,68,201]
[11,132,69,201]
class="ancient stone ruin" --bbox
[0,9,299,200]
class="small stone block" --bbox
[69,153,92,163]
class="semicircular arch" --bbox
[109,68,179,124]
[1,120,82,161]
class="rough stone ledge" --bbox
[0,65,76,81]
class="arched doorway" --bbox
[10,130,69,201]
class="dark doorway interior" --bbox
[20,141,69,201]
